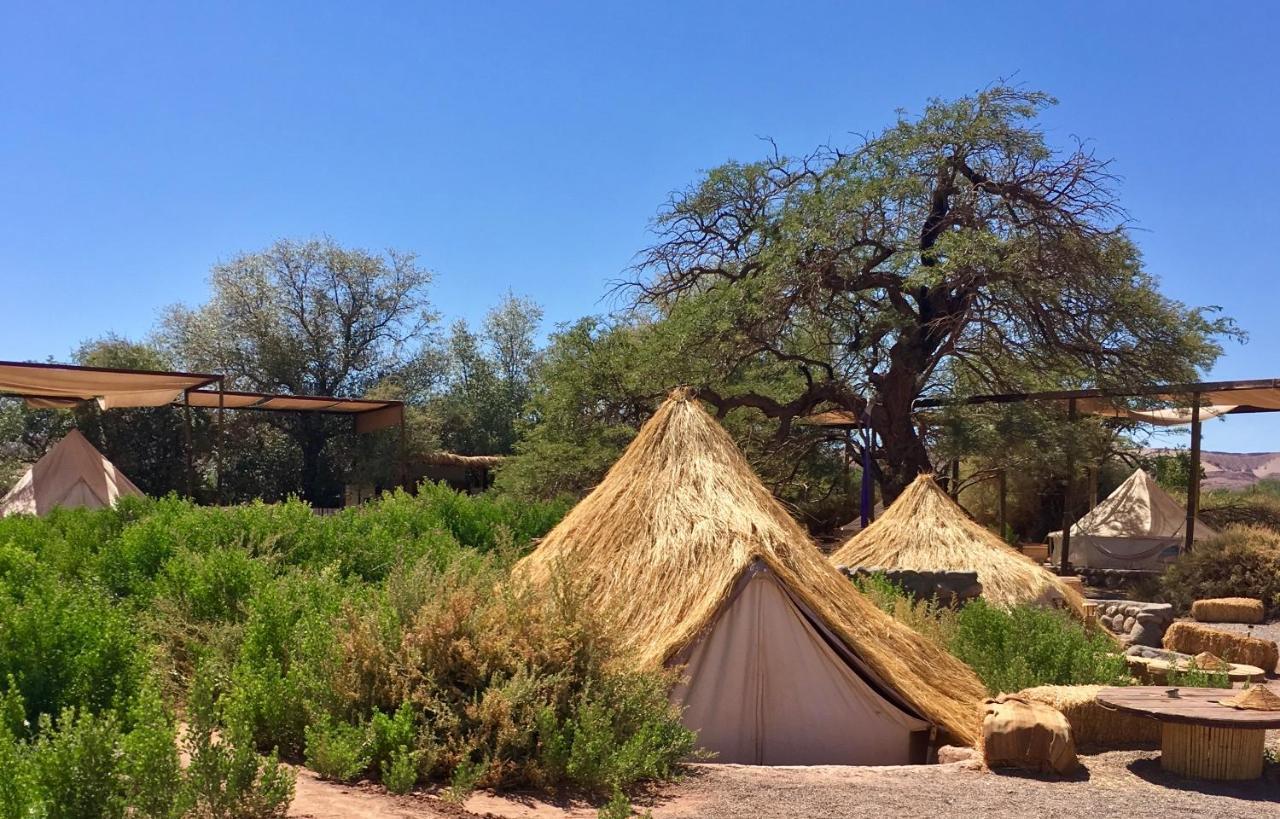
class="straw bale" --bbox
[981,696,1078,774]
[831,475,1087,618]
[1163,621,1279,672]
[1191,597,1265,624]
[514,390,986,745]
[1014,685,1159,749]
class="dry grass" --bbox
[1191,597,1265,624]
[1163,621,1279,671]
[513,390,986,746]
[1014,685,1159,749]
[831,475,1086,618]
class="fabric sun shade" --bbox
[182,390,405,432]
[0,361,218,408]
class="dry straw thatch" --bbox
[514,390,986,745]
[1163,621,1279,672]
[1191,597,1265,625]
[830,475,1086,617]
[1014,685,1159,749]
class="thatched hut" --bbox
[515,391,985,764]
[831,474,1085,615]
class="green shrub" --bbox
[1165,661,1231,689]
[948,600,1129,694]
[305,716,371,782]
[29,708,126,819]
[1159,525,1280,617]
[181,671,295,819]
[382,746,422,794]
[0,584,144,728]
[367,703,418,779]
[156,545,270,623]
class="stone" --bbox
[1123,615,1136,633]
[937,745,979,765]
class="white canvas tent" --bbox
[0,430,143,516]
[515,391,985,763]
[1048,468,1216,569]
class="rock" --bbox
[937,745,979,765]
[1123,615,1136,633]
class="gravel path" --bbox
[636,754,1280,819]
[289,751,1280,819]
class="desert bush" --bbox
[382,746,422,794]
[0,583,145,728]
[1159,525,1280,617]
[948,600,1130,694]
[855,576,1127,695]
[305,715,371,782]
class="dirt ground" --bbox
[288,749,1280,819]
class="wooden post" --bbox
[949,458,960,500]
[215,378,225,505]
[998,468,1008,545]
[1186,393,1202,552]
[1059,398,1077,574]
[182,391,194,499]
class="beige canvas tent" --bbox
[515,391,984,764]
[1048,468,1216,570]
[0,430,143,516]
[831,475,1085,615]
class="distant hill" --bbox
[1196,451,1280,491]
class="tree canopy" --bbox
[622,85,1237,500]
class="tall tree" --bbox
[161,237,435,503]
[627,86,1237,500]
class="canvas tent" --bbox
[831,475,1085,615]
[515,391,984,764]
[1047,468,1216,570]
[0,430,143,516]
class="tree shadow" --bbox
[989,764,1092,783]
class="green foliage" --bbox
[1159,525,1280,617]
[305,716,372,783]
[1164,661,1231,689]
[0,582,145,729]
[0,483,684,810]
[382,746,422,794]
[856,577,1129,694]
[947,600,1130,694]
[182,671,295,819]
[598,787,634,819]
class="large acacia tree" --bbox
[628,87,1235,500]
[162,237,434,503]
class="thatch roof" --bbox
[831,475,1086,616]
[419,452,505,468]
[514,390,985,745]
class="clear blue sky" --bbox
[1,2,1277,451]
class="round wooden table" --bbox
[1097,686,1280,780]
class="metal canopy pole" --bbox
[1059,398,1078,574]
[1186,393,1202,552]
[215,377,225,505]
[182,390,194,499]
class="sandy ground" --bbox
[287,750,1280,819]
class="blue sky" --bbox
[1,2,1277,451]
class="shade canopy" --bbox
[0,361,218,409]
[0,361,404,433]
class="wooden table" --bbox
[1097,686,1280,780]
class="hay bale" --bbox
[1015,685,1159,749]
[1191,597,1265,624]
[1162,621,1279,672]
[981,696,1078,774]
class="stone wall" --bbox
[1093,599,1174,647]
[842,567,983,608]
